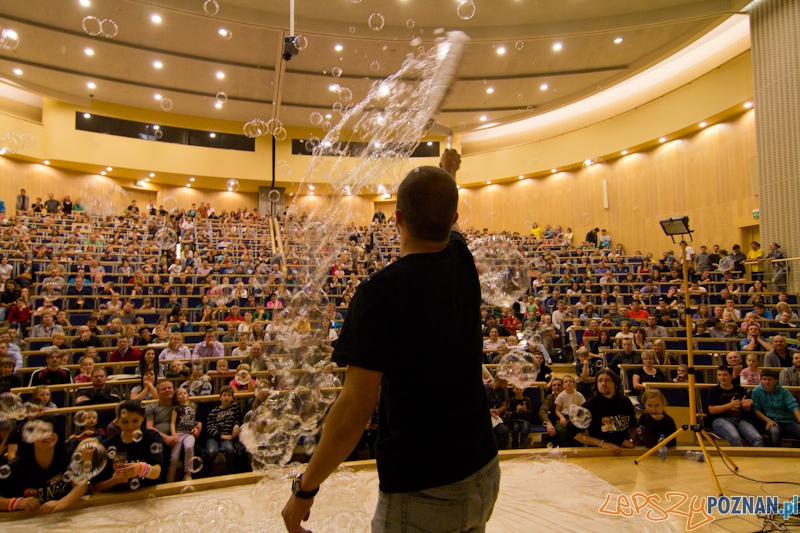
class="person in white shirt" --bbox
[555,376,586,427]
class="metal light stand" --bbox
[634,221,738,496]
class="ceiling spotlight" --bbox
[744,101,753,108]
[518,175,524,179]
[308,184,315,190]
[210,133,216,138]
[43,160,50,165]
[699,121,708,128]
[87,82,96,89]
[84,48,94,56]
[153,61,163,69]
[540,83,549,91]
[153,125,160,130]
[106,167,112,171]
[621,150,628,155]
[189,177,195,182]
[659,137,667,143]
[83,113,91,118]
[218,29,229,38]
[456,185,461,189]
[149,172,155,177]
[329,84,339,92]
[214,102,223,109]
[154,93,162,100]
[334,44,343,51]
[325,114,332,119]
[216,71,225,79]
[100,171,106,175]
[427,141,433,146]
[497,46,506,55]
[186,184,191,187]
[479,115,487,122]
[486,87,494,94]
[144,178,149,182]
[80,0,90,5]
[486,181,492,185]
[551,169,557,173]
[553,42,562,51]
[12,68,22,75]
[614,37,623,44]
[151,14,162,23]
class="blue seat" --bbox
[661,387,690,407]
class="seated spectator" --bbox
[626,301,649,324]
[40,332,70,357]
[740,353,762,386]
[0,415,87,514]
[764,335,797,367]
[29,351,73,387]
[72,326,105,360]
[644,316,668,339]
[632,351,666,400]
[75,368,122,405]
[209,358,230,375]
[632,327,651,351]
[108,336,141,364]
[501,307,521,335]
[707,364,762,447]
[203,385,243,475]
[574,347,597,399]
[508,386,532,449]
[93,400,164,492]
[483,327,506,353]
[7,298,31,334]
[160,332,192,361]
[170,311,194,333]
[67,409,104,449]
[165,360,190,379]
[33,385,58,410]
[193,329,224,359]
[555,375,586,427]
[778,352,800,403]
[484,376,509,450]
[636,389,677,448]
[482,315,510,337]
[650,339,674,366]
[572,369,637,454]
[614,320,634,343]
[130,368,159,401]
[607,338,641,376]
[225,306,245,322]
[31,312,64,338]
[74,356,95,383]
[166,387,201,482]
[673,364,689,383]
[229,365,256,392]
[180,367,213,396]
[725,352,744,385]
[54,310,72,335]
[751,369,800,446]
[136,347,163,377]
[0,356,22,393]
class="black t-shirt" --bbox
[583,393,637,446]
[706,384,748,423]
[333,231,496,493]
[0,452,72,502]
[95,429,164,491]
[0,373,23,393]
[61,200,73,215]
[637,412,677,448]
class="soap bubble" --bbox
[101,19,118,38]
[216,91,228,104]
[150,442,163,454]
[107,446,117,460]
[370,60,380,72]
[148,493,156,502]
[23,418,56,443]
[0,465,10,479]
[235,370,250,386]
[410,37,422,47]
[515,41,524,50]
[69,438,108,483]
[274,127,287,141]
[132,430,143,443]
[162,196,180,216]
[349,26,356,33]
[78,179,129,218]
[226,179,240,192]
[293,34,308,51]
[154,129,163,139]
[188,456,203,473]
[203,0,219,15]
[350,0,362,3]
[368,13,385,31]
[82,16,102,36]
[457,196,472,225]
[160,97,173,111]
[73,410,88,427]
[332,67,342,77]
[470,235,529,307]
[129,477,141,490]
[154,227,178,251]
[496,351,538,388]
[406,19,415,28]
[457,0,476,19]
[62,471,74,483]
[181,485,196,494]
[338,87,353,102]
[304,136,320,152]
[220,29,233,40]
[0,28,20,50]
[568,405,592,429]
[209,283,234,307]
[268,189,281,203]
[303,438,316,456]
[310,112,323,126]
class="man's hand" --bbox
[729,399,742,410]
[439,149,461,178]
[765,419,777,430]
[546,422,556,437]
[282,494,314,533]
[600,441,623,455]
[38,500,65,515]
[16,497,40,512]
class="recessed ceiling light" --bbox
[153,61,163,69]
[214,102,223,109]
[80,0,90,6]
[308,184,315,190]
[540,83,549,91]
[621,150,628,155]
[153,125,160,130]
[456,185,461,189]
[659,137,667,143]
[210,133,216,138]
[216,71,225,79]
[427,141,433,146]
[486,87,494,94]
[100,171,106,175]
[486,181,492,184]
[151,14,162,23]
[744,101,753,108]
[479,115,487,122]
[149,172,155,177]
[334,44,343,52]
[189,177,195,182]
[614,37,623,44]
[518,175,524,179]
[12,68,22,75]
[43,160,50,165]
[329,84,338,92]
[87,82,96,89]
[325,114,332,119]
[699,121,707,128]
[218,29,230,38]
[154,93,162,100]
[186,184,191,187]
[84,48,94,56]
[497,46,506,55]
[553,42,562,51]
[83,113,91,118]
[106,167,112,171]
[144,178,149,182]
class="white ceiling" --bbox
[0,0,751,133]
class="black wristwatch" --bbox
[291,474,319,500]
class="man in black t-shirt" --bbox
[573,369,637,453]
[283,151,499,533]
[585,227,599,247]
[706,366,763,447]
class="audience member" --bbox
[751,369,800,446]
[707,366,762,447]
[636,390,677,448]
[572,369,637,454]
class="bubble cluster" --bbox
[368,13,385,31]
[82,16,118,38]
[203,0,219,16]
[568,405,593,429]
[242,118,286,141]
[457,0,476,19]
[22,418,54,443]
[470,234,529,307]
[78,179,129,219]
[226,178,240,192]
[67,438,108,484]
[154,227,178,251]
[0,393,24,422]
[496,351,539,388]
[0,27,19,51]
[160,97,174,112]
[0,132,35,156]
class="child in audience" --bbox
[33,385,58,410]
[209,358,230,374]
[555,375,586,427]
[0,356,22,393]
[740,353,762,385]
[74,356,95,383]
[67,410,103,451]
[165,360,190,379]
[673,364,689,383]
[574,347,596,399]
[230,364,256,392]
[231,334,250,360]
[167,387,201,482]
[636,389,677,448]
[203,385,242,475]
[181,367,213,396]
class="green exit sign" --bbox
[752,209,760,219]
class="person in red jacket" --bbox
[8,297,32,334]
[108,336,141,363]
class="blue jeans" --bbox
[765,422,800,447]
[511,420,530,449]
[204,437,237,475]
[372,455,500,533]
[711,417,763,447]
